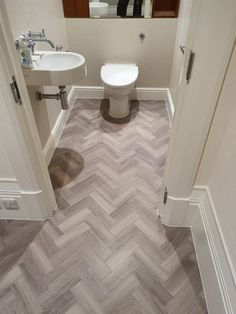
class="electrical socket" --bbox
[2,198,19,210]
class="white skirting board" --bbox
[43,85,175,165]
[71,86,175,124]
[0,189,54,220]
[160,195,191,227]
[188,187,235,314]
[43,88,76,165]
[0,177,55,220]
[41,85,175,214]
[161,187,235,313]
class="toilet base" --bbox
[108,95,130,118]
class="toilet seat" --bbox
[101,64,138,88]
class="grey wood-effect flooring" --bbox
[0,100,207,313]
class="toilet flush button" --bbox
[139,33,145,40]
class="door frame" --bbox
[0,2,56,220]
[161,0,236,226]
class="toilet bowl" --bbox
[101,64,139,118]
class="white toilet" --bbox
[101,64,139,118]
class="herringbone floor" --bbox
[0,99,207,314]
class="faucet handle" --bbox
[27,29,46,38]
[28,40,36,48]
[15,39,20,50]
[27,40,36,54]
[55,45,63,52]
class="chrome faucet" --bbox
[24,29,55,53]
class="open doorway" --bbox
[1,0,235,312]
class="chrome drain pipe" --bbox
[36,86,69,110]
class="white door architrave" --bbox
[161,0,236,226]
[0,2,56,220]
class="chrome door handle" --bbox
[186,50,196,84]
[179,45,185,54]
[10,76,22,104]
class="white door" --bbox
[161,0,236,226]
[191,42,236,313]
[0,3,56,220]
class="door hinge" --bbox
[10,76,22,105]
[186,50,195,84]
[163,187,168,204]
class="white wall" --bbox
[66,18,177,87]
[0,141,15,179]
[195,42,236,302]
[169,0,193,107]
[5,2,177,146]
[4,0,69,149]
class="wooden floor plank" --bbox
[0,100,207,313]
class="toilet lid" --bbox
[101,64,139,87]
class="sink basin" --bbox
[23,51,87,86]
[89,2,108,17]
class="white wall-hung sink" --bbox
[23,51,87,86]
[89,2,108,17]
